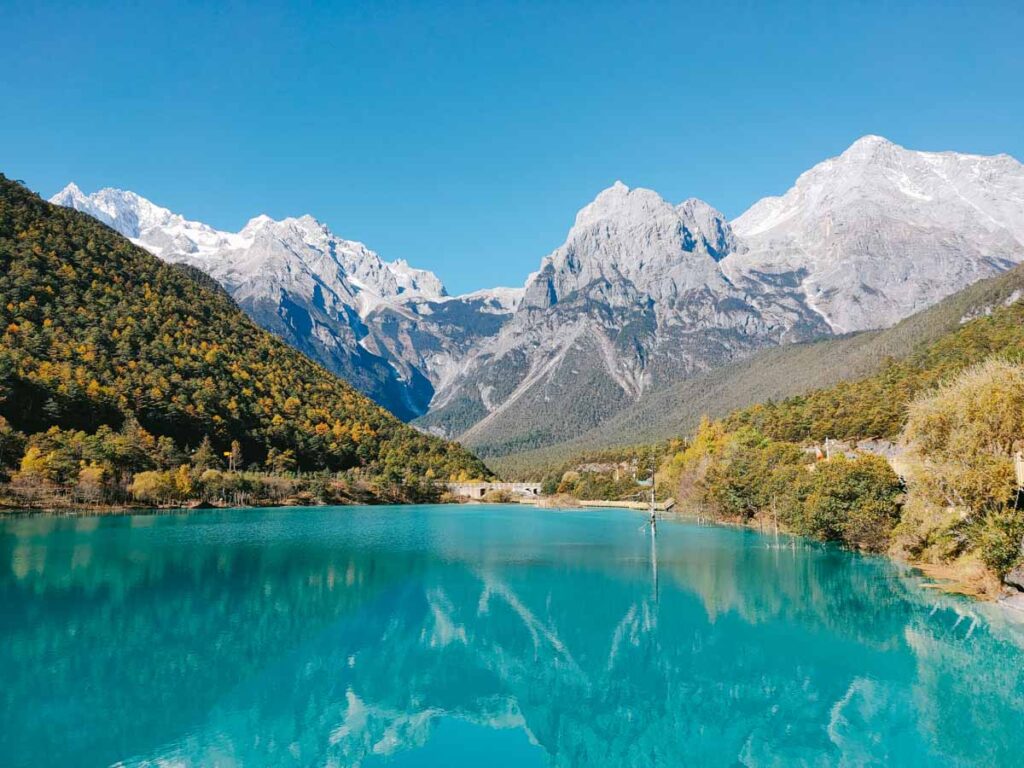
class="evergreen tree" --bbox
[192,436,221,472]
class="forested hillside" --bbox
[726,287,1024,442]
[648,291,1024,593]
[0,175,488,502]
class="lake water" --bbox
[2,505,1023,767]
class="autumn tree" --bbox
[265,447,296,474]
[801,455,902,551]
[128,470,179,503]
[0,415,24,477]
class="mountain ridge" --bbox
[52,136,1024,453]
[51,182,522,420]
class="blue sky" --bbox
[2,1,1022,294]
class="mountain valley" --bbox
[52,136,1024,462]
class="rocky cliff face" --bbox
[415,182,829,452]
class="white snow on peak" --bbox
[844,134,894,153]
[50,185,449,314]
[51,182,88,206]
[454,286,525,311]
[241,214,274,233]
[51,183,247,258]
[726,135,1024,331]
[390,258,448,298]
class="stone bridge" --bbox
[446,482,543,500]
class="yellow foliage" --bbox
[174,464,193,497]
[128,470,178,502]
[19,446,49,477]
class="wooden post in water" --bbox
[649,485,657,535]
[648,450,657,535]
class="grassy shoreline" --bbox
[0,498,360,516]
[0,486,457,515]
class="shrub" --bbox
[802,455,902,551]
[901,359,1024,574]
[128,470,179,503]
[974,508,1024,575]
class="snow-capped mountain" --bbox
[417,137,1024,454]
[50,183,447,308]
[725,135,1024,333]
[49,183,259,273]
[416,182,828,450]
[51,184,519,420]
[52,136,1024,453]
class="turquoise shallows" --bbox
[2,505,1023,767]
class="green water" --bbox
[1,505,1023,767]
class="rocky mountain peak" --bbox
[727,135,1024,332]
[571,181,673,231]
[51,185,450,301]
[676,197,736,262]
[52,182,87,205]
[521,184,735,311]
[842,133,896,156]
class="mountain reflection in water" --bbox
[1,506,1022,767]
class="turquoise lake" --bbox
[2,505,1024,767]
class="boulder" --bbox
[1003,565,1024,592]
